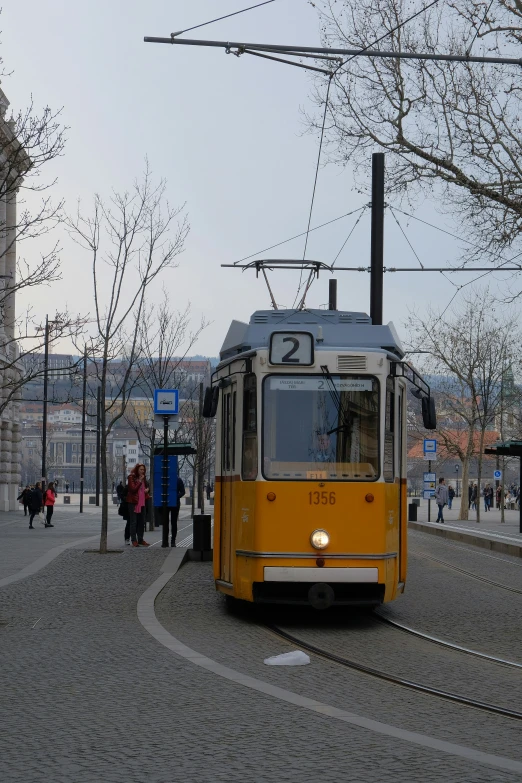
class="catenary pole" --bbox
[370,153,385,325]
[80,348,87,513]
[96,386,101,506]
[143,35,522,67]
[41,315,49,493]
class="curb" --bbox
[408,521,522,558]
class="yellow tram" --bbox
[205,307,435,609]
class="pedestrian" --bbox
[17,485,32,516]
[125,464,150,548]
[434,477,448,524]
[447,484,455,510]
[44,482,57,527]
[496,485,501,509]
[65,481,69,493]
[484,484,493,512]
[471,483,478,510]
[156,476,186,547]
[28,482,43,529]
[116,480,126,502]
[206,483,211,501]
[468,483,473,510]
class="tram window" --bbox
[242,374,258,480]
[262,375,379,481]
[224,393,231,471]
[384,377,395,482]
[232,391,237,470]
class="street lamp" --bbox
[36,314,63,492]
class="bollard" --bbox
[408,503,417,522]
[192,514,212,561]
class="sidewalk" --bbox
[409,497,522,556]
[0,506,196,585]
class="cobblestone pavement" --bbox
[0,506,195,582]
[2,522,522,782]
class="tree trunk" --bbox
[99,359,109,554]
[458,455,471,521]
[191,463,196,517]
[475,429,487,525]
[100,431,109,553]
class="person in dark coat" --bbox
[28,482,43,529]
[17,486,32,516]
[116,481,126,502]
[157,476,186,547]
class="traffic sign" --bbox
[424,472,436,482]
[423,489,435,499]
[455,464,460,472]
[153,389,179,416]
[494,469,502,480]
[423,438,437,454]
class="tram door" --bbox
[220,383,237,584]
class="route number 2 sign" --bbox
[269,332,314,366]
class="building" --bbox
[0,88,23,509]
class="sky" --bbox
[2,0,515,358]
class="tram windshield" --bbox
[263,375,379,481]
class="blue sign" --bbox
[153,455,178,506]
[494,469,502,480]
[154,389,179,416]
[423,438,437,454]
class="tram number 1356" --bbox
[308,491,336,505]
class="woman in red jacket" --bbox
[44,481,57,527]
[126,464,150,547]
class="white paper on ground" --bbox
[263,651,311,666]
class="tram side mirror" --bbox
[422,396,437,430]
[210,386,219,417]
[203,386,220,418]
[202,387,213,418]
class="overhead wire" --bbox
[332,206,367,267]
[294,0,443,309]
[389,206,424,269]
[293,73,334,308]
[233,206,366,265]
[466,0,495,55]
[171,1,277,38]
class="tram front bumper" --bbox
[253,567,384,607]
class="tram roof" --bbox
[220,309,404,361]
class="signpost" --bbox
[494,469,502,481]
[153,389,179,548]
[423,439,437,522]
[455,464,459,497]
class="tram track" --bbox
[373,614,522,670]
[266,624,522,721]
[411,550,522,595]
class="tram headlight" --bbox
[310,529,330,550]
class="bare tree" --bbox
[68,165,189,553]
[407,287,521,521]
[125,291,207,530]
[310,0,522,264]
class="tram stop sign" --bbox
[153,389,179,416]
